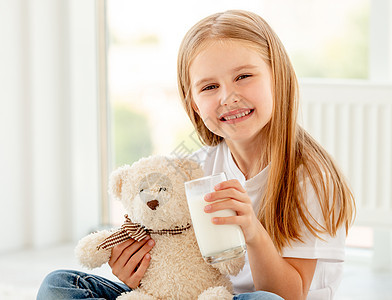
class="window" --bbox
[262,0,369,79]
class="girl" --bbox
[177,9,355,300]
[37,10,355,300]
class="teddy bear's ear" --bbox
[172,158,204,181]
[108,165,130,200]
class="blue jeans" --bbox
[37,269,284,300]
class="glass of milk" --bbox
[185,172,246,264]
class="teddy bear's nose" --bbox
[147,200,159,210]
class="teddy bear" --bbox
[75,155,245,300]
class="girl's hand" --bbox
[203,179,262,244]
[108,237,155,289]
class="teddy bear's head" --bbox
[109,155,204,230]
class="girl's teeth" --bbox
[223,110,251,121]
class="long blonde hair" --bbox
[177,10,355,252]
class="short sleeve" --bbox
[282,227,345,262]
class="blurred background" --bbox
[0,0,391,299]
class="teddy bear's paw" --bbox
[74,230,113,269]
[198,286,233,300]
[117,290,156,300]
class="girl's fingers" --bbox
[211,215,244,225]
[204,187,247,203]
[109,238,136,267]
[204,199,249,215]
[126,253,151,288]
[123,239,154,271]
[109,237,150,268]
[214,179,246,193]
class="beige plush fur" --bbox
[75,155,245,300]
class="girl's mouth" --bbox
[219,109,254,124]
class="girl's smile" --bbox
[219,108,255,124]
[189,40,273,144]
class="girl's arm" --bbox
[247,222,317,299]
[204,179,317,300]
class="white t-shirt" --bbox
[189,141,345,299]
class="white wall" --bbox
[0,0,100,252]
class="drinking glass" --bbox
[185,172,246,264]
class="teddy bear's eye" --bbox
[140,189,144,193]
[159,187,167,192]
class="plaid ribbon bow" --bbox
[97,215,191,250]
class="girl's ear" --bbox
[191,100,200,116]
[108,165,130,200]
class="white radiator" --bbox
[300,81,392,228]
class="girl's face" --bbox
[189,40,273,145]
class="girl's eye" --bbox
[159,187,167,192]
[201,84,219,92]
[236,74,251,81]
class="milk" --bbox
[185,173,246,264]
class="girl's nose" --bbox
[220,86,239,106]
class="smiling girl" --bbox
[177,10,356,300]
